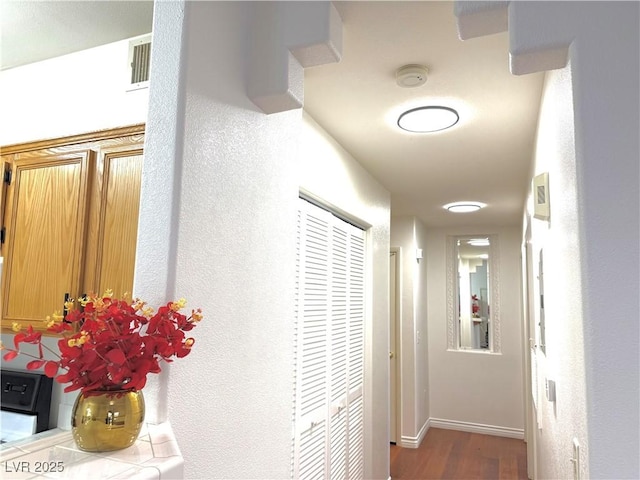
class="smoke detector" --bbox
[396,64,428,88]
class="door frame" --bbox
[389,247,401,444]
[522,218,538,479]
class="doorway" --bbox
[389,248,400,444]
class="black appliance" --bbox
[1,369,53,443]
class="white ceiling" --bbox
[304,2,544,227]
[0,1,153,70]
[1,0,544,228]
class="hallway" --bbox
[390,428,527,479]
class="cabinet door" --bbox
[87,144,144,298]
[1,150,93,329]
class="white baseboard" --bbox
[399,418,430,448]
[429,417,524,439]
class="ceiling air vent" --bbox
[127,34,152,91]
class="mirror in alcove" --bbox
[447,235,500,352]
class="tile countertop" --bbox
[0,423,183,479]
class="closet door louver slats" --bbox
[292,198,365,480]
[300,421,327,480]
[331,226,348,407]
[329,410,348,479]
[299,207,330,429]
[347,396,364,479]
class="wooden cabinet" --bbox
[85,144,144,302]
[0,125,144,332]
[1,149,93,327]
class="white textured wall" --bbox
[413,219,429,433]
[0,38,148,145]
[390,216,430,447]
[526,63,588,480]
[426,226,524,433]
[163,3,295,478]
[509,2,640,478]
[458,2,639,476]
[564,6,640,476]
[131,0,184,426]
[142,2,390,479]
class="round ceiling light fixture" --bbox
[397,106,459,133]
[396,64,429,88]
[443,201,486,213]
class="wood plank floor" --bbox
[390,428,528,480]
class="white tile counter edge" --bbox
[0,422,183,479]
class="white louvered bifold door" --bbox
[346,227,365,480]
[292,198,366,480]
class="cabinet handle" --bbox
[63,292,70,322]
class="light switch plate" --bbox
[546,378,556,402]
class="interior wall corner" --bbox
[247,1,343,114]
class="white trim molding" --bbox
[399,418,430,449]
[429,418,524,440]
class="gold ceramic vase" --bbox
[71,389,145,452]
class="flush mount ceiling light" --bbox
[443,201,486,213]
[397,106,459,133]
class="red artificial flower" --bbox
[2,291,203,396]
